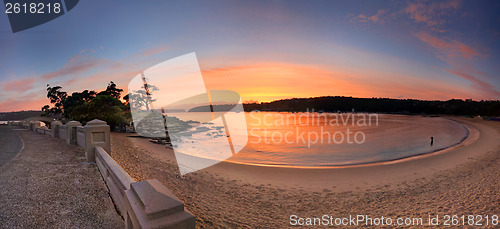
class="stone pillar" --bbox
[124,179,196,229]
[66,121,82,145]
[84,119,110,162]
[51,121,62,138]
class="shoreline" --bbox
[202,117,490,191]
[110,117,500,227]
[118,117,488,192]
[223,116,474,169]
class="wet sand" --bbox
[110,117,500,228]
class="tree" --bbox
[71,94,126,129]
[63,90,96,118]
[43,85,67,117]
[97,81,123,100]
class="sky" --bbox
[0,0,499,112]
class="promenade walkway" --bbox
[0,126,122,228]
[0,126,23,167]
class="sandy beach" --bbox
[110,117,500,228]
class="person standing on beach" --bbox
[430,136,434,146]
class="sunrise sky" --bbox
[0,0,499,112]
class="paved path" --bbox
[0,127,122,228]
[0,126,23,167]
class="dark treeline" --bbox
[242,96,500,116]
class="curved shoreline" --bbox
[200,117,494,191]
[223,117,474,169]
[118,117,496,192]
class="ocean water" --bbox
[166,112,468,168]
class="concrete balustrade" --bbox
[59,125,67,140]
[77,126,86,148]
[51,121,62,138]
[124,179,196,229]
[83,119,110,162]
[95,146,134,216]
[17,119,195,228]
[66,121,82,145]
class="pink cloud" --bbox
[0,97,47,112]
[350,9,387,24]
[40,54,110,80]
[405,0,461,29]
[415,32,482,59]
[138,45,170,57]
[446,69,500,99]
[415,32,497,98]
[3,78,37,92]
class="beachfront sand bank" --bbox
[110,117,500,228]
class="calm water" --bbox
[167,112,468,168]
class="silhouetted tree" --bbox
[97,81,123,100]
[62,90,97,118]
[43,85,67,117]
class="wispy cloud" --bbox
[138,45,170,57]
[40,54,110,80]
[349,9,388,24]
[2,77,36,92]
[414,32,482,60]
[0,97,47,112]
[446,69,500,98]
[405,0,461,31]
[414,32,498,99]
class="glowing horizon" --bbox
[1,1,499,112]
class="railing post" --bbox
[66,121,82,145]
[51,121,62,138]
[84,119,110,162]
[124,179,196,229]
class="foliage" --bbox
[41,81,130,129]
[97,81,123,100]
[62,90,96,118]
[42,85,67,117]
[70,95,126,128]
